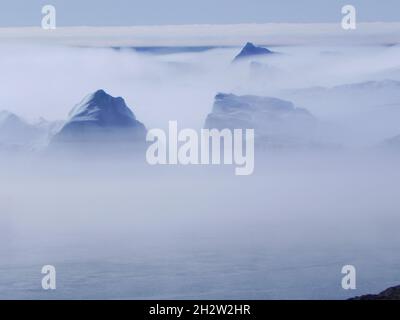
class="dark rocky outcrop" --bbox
[350,285,400,300]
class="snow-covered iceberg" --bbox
[233,42,274,62]
[0,110,53,152]
[51,90,147,153]
[204,93,325,149]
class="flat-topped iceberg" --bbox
[204,93,324,149]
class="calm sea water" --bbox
[1,155,400,299]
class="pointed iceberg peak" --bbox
[0,110,29,128]
[244,42,258,49]
[0,110,50,149]
[0,110,19,122]
[87,89,109,102]
[51,90,147,151]
[233,42,274,62]
[68,89,138,127]
[86,89,120,105]
[93,88,107,96]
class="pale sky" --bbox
[0,0,399,27]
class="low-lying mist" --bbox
[1,43,400,147]
[1,38,400,299]
[1,151,400,299]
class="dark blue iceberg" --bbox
[233,42,274,62]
